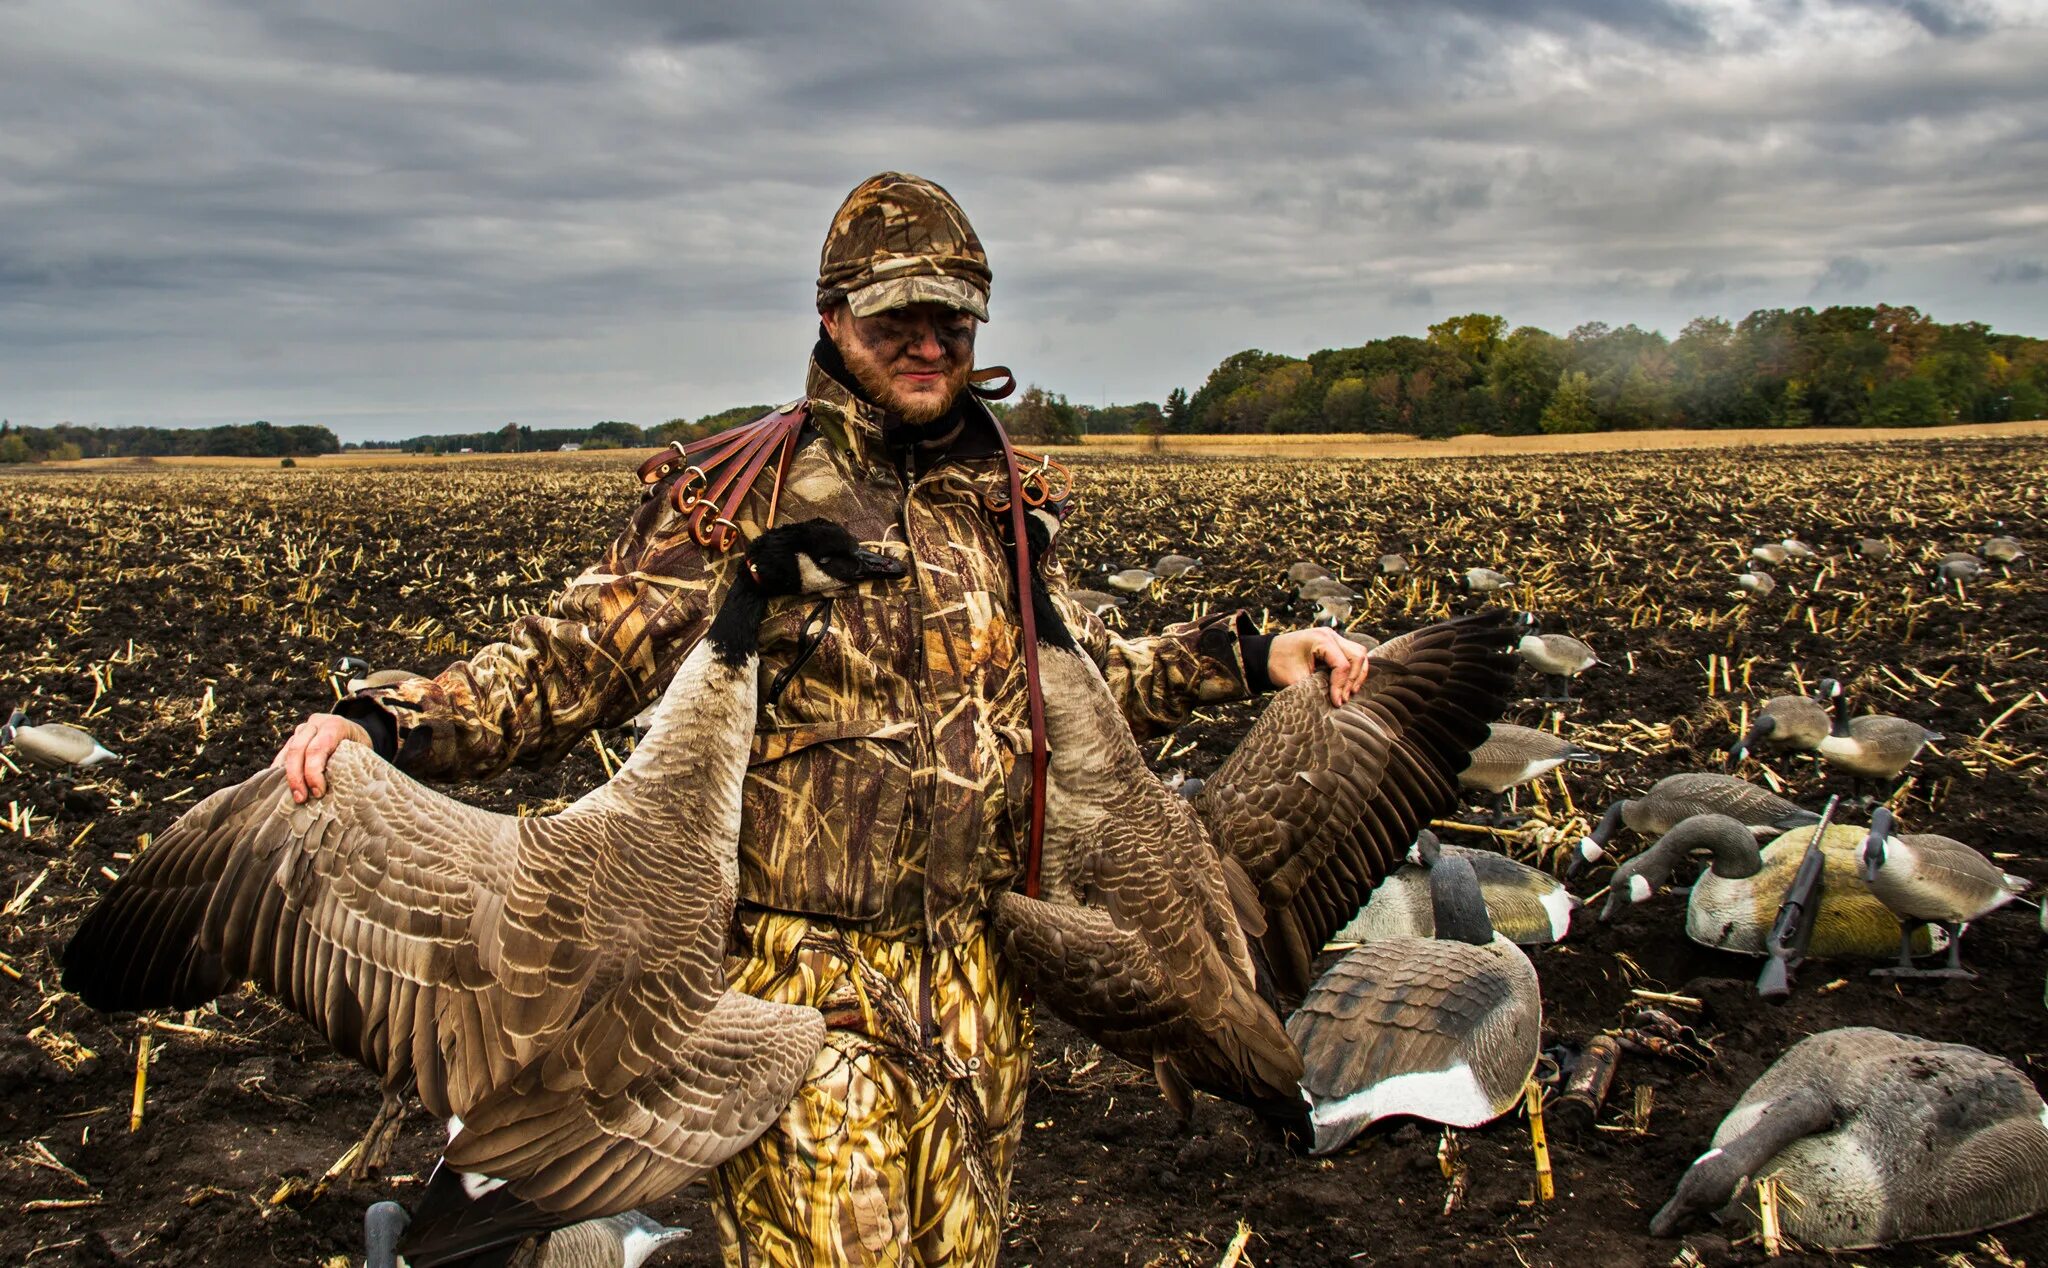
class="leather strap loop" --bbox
[636,404,812,551]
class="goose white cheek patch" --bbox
[1629,874,1654,904]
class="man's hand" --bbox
[272,714,372,803]
[1266,628,1371,706]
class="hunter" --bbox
[277,171,1369,1266]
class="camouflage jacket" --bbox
[350,354,1257,946]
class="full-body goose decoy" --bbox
[1598,814,1936,959]
[335,657,422,695]
[1515,616,1598,702]
[1934,551,1984,591]
[1377,552,1409,576]
[1334,831,1575,946]
[1458,567,1512,594]
[1572,772,1818,871]
[1857,537,1893,562]
[365,1200,687,1268]
[1727,690,1833,767]
[1457,722,1599,826]
[1983,535,2027,571]
[1750,542,1791,566]
[1286,561,1331,585]
[1814,679,1941,803]
[1652,1028,2048,1248]
[2,709,119,769]
[1059,587,1124,617]
[1859,806,2027,978]
[1298,575,1357,603]
[1735,568,1775,599]
[1152,553,1201,578]
[61,520,905,1266]
[1291,834,1541,1152]
[1105,565,1159,594]
[990,511,1519,1114]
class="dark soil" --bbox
[1,439,2044,1266]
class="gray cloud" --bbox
[0,0,2043,439]
[1812,255,1880,295]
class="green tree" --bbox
[1539,370,1597,434]
[1187,350,1299,431]
[1162,387,1190,432]
[1426,313,1507,368]
[1005,386,1081,443]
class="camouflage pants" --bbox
[711,913,1034,1267]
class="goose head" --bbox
[1858,806,1895,883]
[1597,814,1761,921]
[364,1200,410,1268]
[746,519,906,596]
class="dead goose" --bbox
[1572,772,1818,871]
[1814,678,1942,802]
[1727,690,1833,767]
[1859,806,2027,978]
[1334,831,1575,946]
[1,709,119,768]
[1651,1028,2048,1248]
[1515,616,1598,701]
[1152,553,1201,578]
[365,1200,686,1268]
[1458,722,1599,826]
[61,520,903,1262]
[993,512,1518,1113]
[1291,833,1541,1151]
[1599,814,1935,959]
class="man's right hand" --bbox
[272,714,372,803]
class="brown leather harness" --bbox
[634,370,1062,900]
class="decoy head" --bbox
[363,1200,412,1268]
[0,708,22,744]
[1598,835,1685,922]
[334,655,372,678]
[1566,800,1627,878]
[1728,713,1777,766]
[744,519,906,596]
[1859,806,1895,883]
[1407,828,1442,868]
[1422,842,1495,946]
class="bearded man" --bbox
[278,172,1368,1266]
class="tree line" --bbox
[0,419,339,464]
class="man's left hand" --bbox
[1267,628,1371,706]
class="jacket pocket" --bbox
[739,719,917,922]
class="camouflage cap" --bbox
[817,172,991,322]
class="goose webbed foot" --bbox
[349,1089,411,1181]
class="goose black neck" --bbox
[708,571,771,667]
[1429,854,1496,946]
[1592,800,1627,846]
[1029,562,1078,653]
[1829,689,1852,737]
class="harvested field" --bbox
[1,437,2044,1266]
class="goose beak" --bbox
[854,549,907,580]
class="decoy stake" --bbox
[1756,796,1840,1000]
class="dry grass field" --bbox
[1,435,2044,1265]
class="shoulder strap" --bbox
[636,402,810,551]
[987,410,1051,901]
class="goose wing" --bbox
[1652,772,1813,828]
[1196,612,1517,997]
[61,742,591,1117]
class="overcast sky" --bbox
[3,0,2044,442]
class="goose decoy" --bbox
[1572,772,1818,872]
[1458,567,1512,594]
[1515,616,1598,702]
[365,1200,688,1268]
[1779,537,1818,560]
[1727,690,1833,767]
[1651,1028,2048,1248]
[1286,561,1332,585]
[1750,542,1791,565]
[1312,594,1353,628]
[1814,679,1941,803]
[1735,568,1775,599]
[61,520,904,1262]
[1105,565,1160,594]
[1457,722,1598,826]
[1856,537,1893,562]
[1297,575,1356,602]
[1934,551,1984,590]
[1334,831,1576,946]
[1859,806,2027,978]
[1598,814,1936,960]
[1377,552,1409,576]
[991,510,1518,1115]
[1059,587,1125,616]
[1291,833,1541,1151]
[1152,553,1201,578]
[334,656,420,695]
[1983,535,2027,570]
[1,709,119,769]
